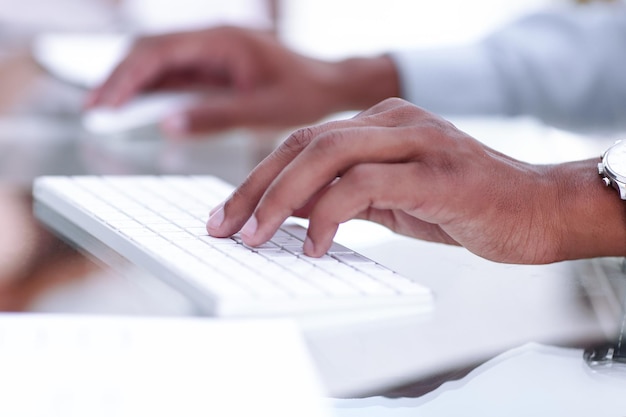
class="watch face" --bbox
[606,141,626,179]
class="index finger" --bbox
[85,42,165,108]
[239,124,424,248]
[206,120,358,237]
[86,33,208,108]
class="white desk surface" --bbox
[26,220,622,397]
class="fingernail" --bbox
[303,236,316,256]
[207,206,225,232]
[240,215,258,239]
[162,113,188,136]
[209,201,225,216]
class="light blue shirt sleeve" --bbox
[390,4,626,133]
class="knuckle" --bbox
[314,129,345,149]
[390,101,426,122]
[380,96,406,107]
[289,126,316,146]
[420,117,463,146]
[368,97,405,112]
[360,97,427,126]
[282,119,356,158]
[280,126,316,154]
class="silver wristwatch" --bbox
[598,140,626,199]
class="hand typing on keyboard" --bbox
[207,98,607,265]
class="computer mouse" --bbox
[82,92,199,136]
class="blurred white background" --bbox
[279,0,554,58]
[0,0,601,184]
[0,0,561,49]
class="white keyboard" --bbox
[33,175,433,317]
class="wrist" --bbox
[550,159,626,261]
